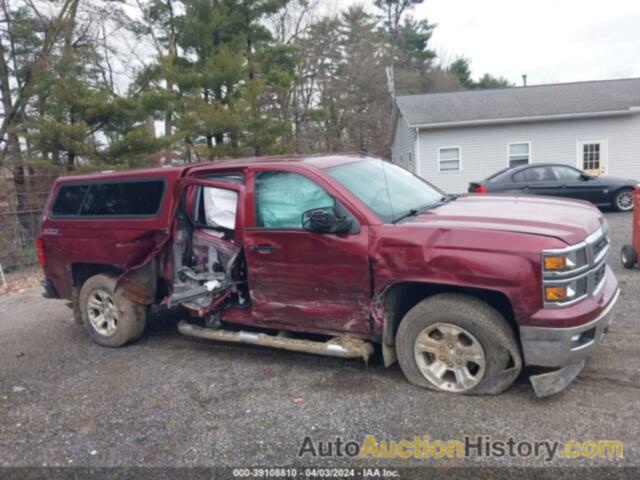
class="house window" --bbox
[582,143,600,171]
[508,142,530,167]
[438,147,461,171]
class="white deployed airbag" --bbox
[203,187,238,230]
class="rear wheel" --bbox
[621,245,637,269]
[613,188,634,212]
[396,293,519,395]
[79,274,147,347]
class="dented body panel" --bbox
[369,224,557,332]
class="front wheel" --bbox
[621,244,637,269]
[79,274,147,347]
[613,188,634,212]
[395,293,520,395]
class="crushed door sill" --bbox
[178,320,374,363]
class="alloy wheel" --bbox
[413,322,486,392]
[617,191,634,211]
[86,289,120,336]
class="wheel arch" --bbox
[71,263,124,287]
[378,281,518,367]
[73,260,164,306]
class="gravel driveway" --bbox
[1,211,639,472]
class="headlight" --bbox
[545,285,571,302]
[542,248,586,274]
[543,255,569,270]
[541,224,609,308]
[543,277,588,305]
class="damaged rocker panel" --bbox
[178,320,374,363]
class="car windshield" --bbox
[325,159,445,223]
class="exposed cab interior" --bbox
[169,176,247,318]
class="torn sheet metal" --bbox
[529,360,585,398]
[117,260,158,304]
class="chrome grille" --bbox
[593,263,606,291]
[586,222,609,265]
[592,236,608,261]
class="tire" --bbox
[396,293,519,395]
[621,244,637,269]
[79,274,147,347]
[613,188,634,212]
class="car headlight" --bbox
[543,276,588,305]
[544,255,570,271]
[542,247,587,274]
[541,225,609,308]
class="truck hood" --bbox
[407,194,603,245]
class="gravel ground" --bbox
[1,211,639,472]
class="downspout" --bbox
[414,128,421,177]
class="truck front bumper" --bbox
[519,286,619,397]
[520,287,619,368]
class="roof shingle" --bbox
[395,77,640,127]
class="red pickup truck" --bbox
[37,154,619,397]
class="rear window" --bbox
[51,185,89,216]
[486,168,511,183]
[51,180,165,217]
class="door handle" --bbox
[249,244,279,254]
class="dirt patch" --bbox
[0,268,42,296]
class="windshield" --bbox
[325,159,445,223]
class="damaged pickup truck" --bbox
[37,154,619,397]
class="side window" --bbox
[80,181,165,216]
[255,171,335,229]
[515,166,556,183]
[206,172,245,184]
[552,166,582,181]
[52,180,165,217]
[51,184,89,216]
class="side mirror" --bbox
[580,173,593,181]
[302,207,353,234]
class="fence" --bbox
[0,167,60,276]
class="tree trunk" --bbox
[0,36,20,164]
[164,34,176,137]
[146,115,156,137]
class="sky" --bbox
[332,0,640,86]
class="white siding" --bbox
[390,114,416,172]
[416,114,640,193]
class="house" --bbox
[390,78,640,193]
